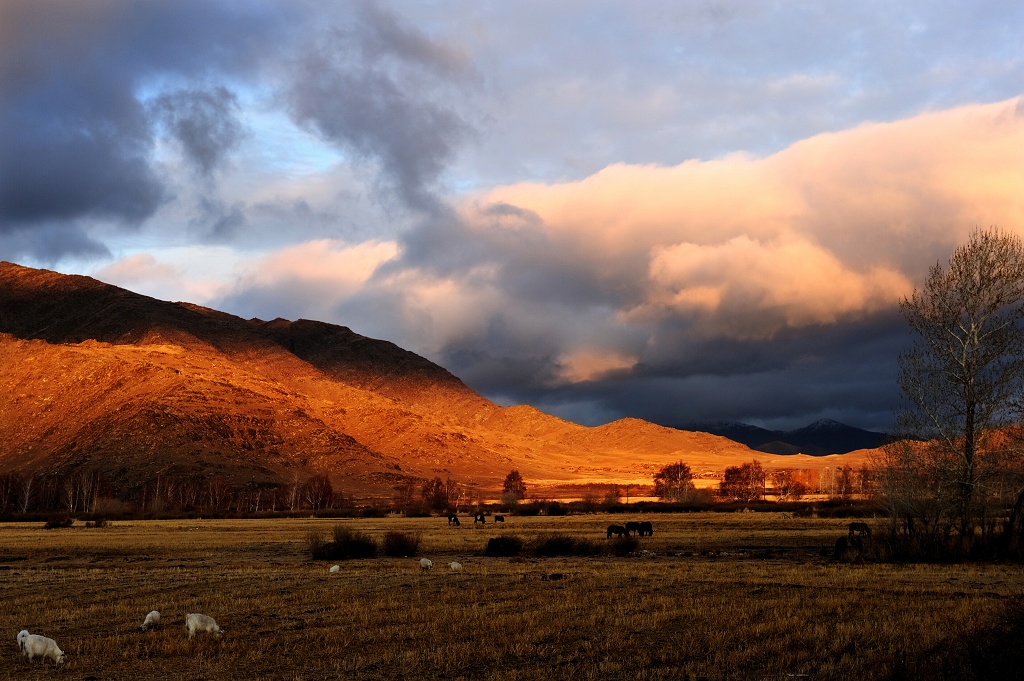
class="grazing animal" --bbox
[638,521,653,537]
[420,558,433,571]
[474,512,486,524]
[21,634,64,664]
[141,610,161,630]
[607,524,627,538]
[494,515,505,523]
[448,561,462,571]
[329,564,340,574]
[625,521,640,536]
[17,630,29,652]
[848,522,871,538]
[185,613,222,639]
[448,515,461,526]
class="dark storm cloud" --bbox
[286,1,477,211]
[458,310,910,432]
[0,0,288,259]
[150,86,245,176]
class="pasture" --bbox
[1,513,1022,680]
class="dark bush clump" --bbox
[608,536,639,557]
[382,531,420,557]
[531,534,601,557]
[308,526,379,560]
[84,517,108,528]
[329,526,378,559]
[43,516,74,529]
[484,535,524,557]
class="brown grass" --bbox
[1,514,1022,680]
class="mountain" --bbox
[0,262,874,501]
[684,419,888,456]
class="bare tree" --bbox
[653,461,695,502]
[720,461,765,502]
[884,227,1024,544]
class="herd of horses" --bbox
[606,521,653,538]
[447,513,506,526]
[445,514,653,539]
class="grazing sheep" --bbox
[185,613,222,639]
[141,610,161,630]
[21,634,64,665]
[448,515,461,526]
[474,512,486,524]
[329,564,340,574]
[420,558,433,571]
[17,629,29,652]
[448,561,462,571]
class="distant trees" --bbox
[720,461,765,502]
[421,477,462,512]
[653,461,695,501]
[879,228,1024,550]
[502,470,527,505]
[769,469,806,501]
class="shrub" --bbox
[43,516,74,529]
[484,535,524,557]
[531,534,601,557]
[306,530,327,558]
[84,517,108,528]
[608,536,639,557]
[326,526,378,559]
[382,531,420,557]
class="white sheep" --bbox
[17,629,29,652]
[21,633,64,665]
[184,613,222,639]
[141,610,161,630]
[329,564,340,574]
[448,561,462,571]
[419,558,433,571]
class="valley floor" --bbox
[1,514,1022,680]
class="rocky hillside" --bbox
[0,262,872,501]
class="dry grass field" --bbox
[2,513,1023,680]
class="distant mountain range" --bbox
[0,262,876,501]
[682,419,888,456]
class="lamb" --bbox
[448,561,462,571]
[419,558,433,571]
[21,633,64,664]
[141,610,161,631]
[329,564,340,574]
[184,613,222,639]
[16,629,29,652]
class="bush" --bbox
[328,526,378,559]
[531,533,601,557]
[43,516,74,529]
[306,530,326,558]
[84,517,108,528]
[382,531,420,557]
[484,535,524,557]
[608,536,639,557]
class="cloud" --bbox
[285,1,477,210]
[149,86,245,176]
[0,0,288,257]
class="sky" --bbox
[1,0,1022,433]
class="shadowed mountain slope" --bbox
[0,262,872,499]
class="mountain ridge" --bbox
[0,262,874,501]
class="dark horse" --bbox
[474,512,486,524]
[638,521,653,537]
[448,515,461,526]
[848,522,871,538]
[607,524,627,538]
[625,521,641,536]
[494,515,505,523]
